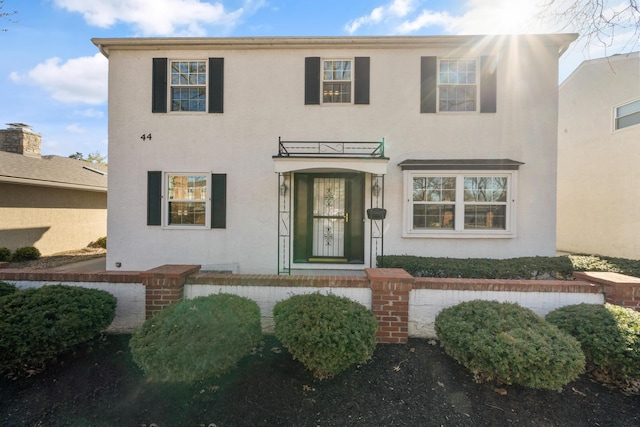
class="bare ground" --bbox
[1,334,639,426]
[5,248,106,270]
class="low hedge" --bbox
[380,255,574,279]
[130,294,262,383]
[546,303,640,382]
[435,300,585,390]
[0,247,11,262]
[0,285,117,373]
[568,255,640,278]
[11,246,41,262]
[273,293,377,379]
[0,281,18,298]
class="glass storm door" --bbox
[312,177,346,258]
[294,173,364,263]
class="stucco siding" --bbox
[557,53,640,259]
[0,183,107,255]
[100,36,571,273]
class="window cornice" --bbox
[398,159,524,171]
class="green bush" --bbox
[12,246,41,262]
[434,300,585,390]
[0,247,12,262]
[90,237,107,249]
[0,281,18,298]
[273,293,378,379]
[0,285,116,373]
[546,303,640,381]
[130,294,262,383]
[379,255,574,280]
[568,255,640,278]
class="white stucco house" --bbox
[557,52,640,259]
[93,34,576,274]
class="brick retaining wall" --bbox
[3,265,636,340]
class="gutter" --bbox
[0,176,107,193]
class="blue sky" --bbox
[0,0,631,158]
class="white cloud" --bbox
[53,0,255,36]
[66,123,85,133]
[74,108,105,119]
[396,10,453,34]
[10,54,108,105]
[345,0,417,34]
[347,0,557,35]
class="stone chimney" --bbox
[0,123,42,158]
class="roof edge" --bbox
[0,176,107,192]
[93,34,578,58]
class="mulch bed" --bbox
[1,334,639,426]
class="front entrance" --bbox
[293,173,364,263]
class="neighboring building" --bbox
[0,124,107,255]
[557,52,640,259]
[93,34,576,274]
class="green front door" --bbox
[294,173,364,263]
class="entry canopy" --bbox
[274,157,388,174]
[273,139,389,174]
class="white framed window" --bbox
[438,59,477,112]
[404,171,516,238]
[322,59,352,104]
[614,98,640,130]
[170,60,207,112]
[165,173,209,227]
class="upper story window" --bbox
[170,61,207,112]
[421,56,496,114]
[322,60,352,103]
[614,98,640,130]
[152,57,224,114]
[438,59,477,112]
[305,57,369,105]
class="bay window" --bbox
[402,163,518,238]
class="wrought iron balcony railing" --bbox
[276,138,385,158]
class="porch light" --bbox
[280,181,288,196]
[372,180,381,196]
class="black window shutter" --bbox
[420,56,437,113]
[152,58,167,113]
[147,171,162,226]
[305,57,320,105]
[480,56,497,113]
[354,57,370,105]
[209,58,224,113]
[211,174,227,229]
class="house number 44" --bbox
[140,133,152,141]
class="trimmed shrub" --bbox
[0,247,12,262]
[0,281,18,298]
[130,294,262,383]
[273,293,378,379]
[568,255,640,278]
[0,285,117,373]
[12,246,41,262]
[379,255,574,280]
[546,303,640,381]
[90,237,107,249]
[435,300,585,390]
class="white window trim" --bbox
[613,97,640,132]
[321,58,353,106]
[162,172,211,229]
[402,170,517,238]
[437,58,479,113]
[169,59,208,113]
